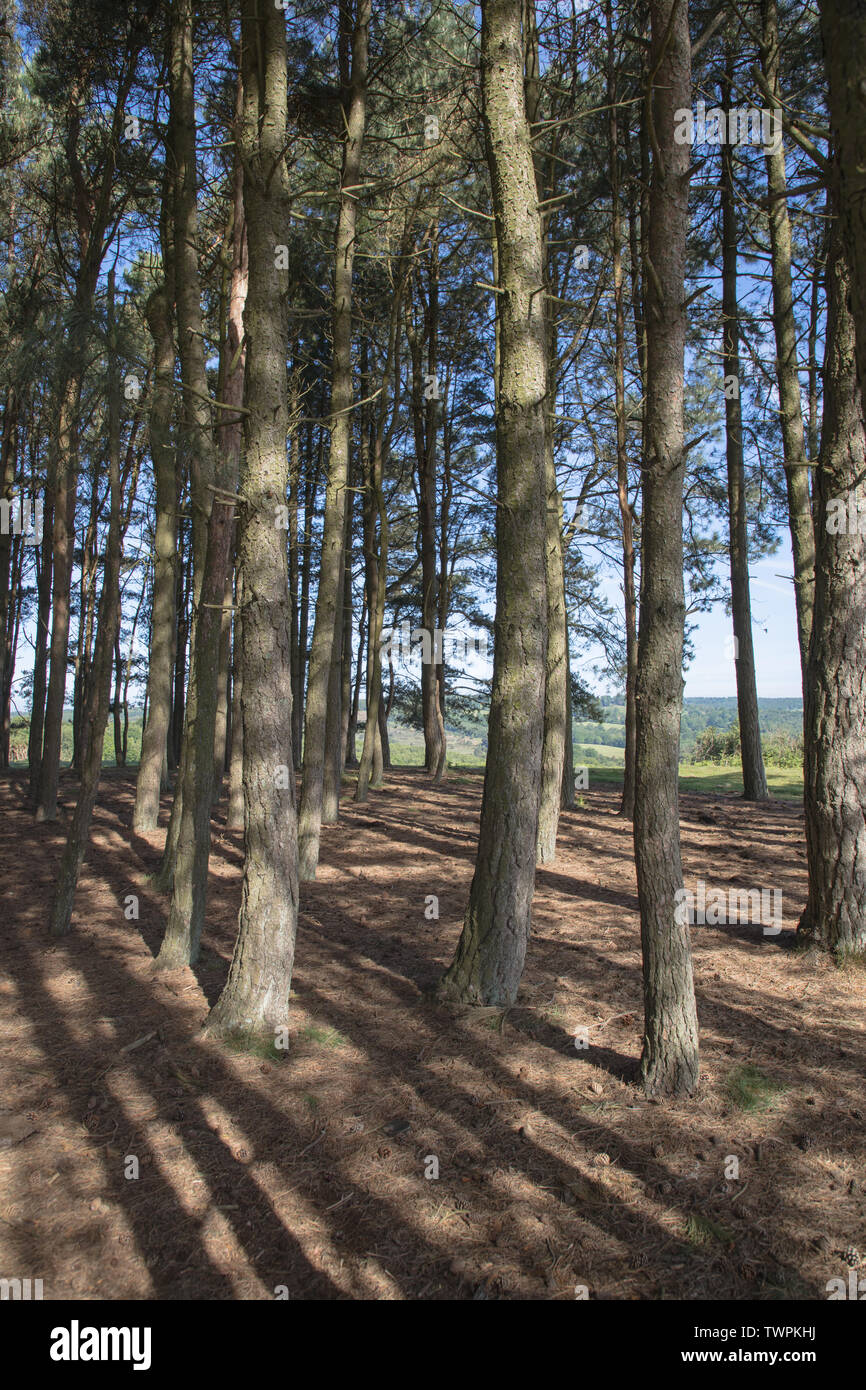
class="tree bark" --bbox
[298,0,370,877]
[607,6,638,819]
[409,234,446,778]
[206,0,298,1045]
[226,569,244,829]
[437,0,548,1006]
[798,217,866,960]
[133,272,179,830]
[721,66,768,802]
[817,0,866,413]
[158,35,246,968]
[356,432,388,802]
[0,388,18,747]
[50,271,123,936]
[322,494,348,821]
[35,61,136,820]
[35,370,82,819]
[633,0,699,1098]
[170,520,190,770]
[526,1,566,862]
[760,0,814,680]
[536,477,567,862]
[27,491,53,795]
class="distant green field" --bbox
[585,761,803,799]
[8,717,142,768]
[6,715,804,798]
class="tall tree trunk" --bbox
[213,141,248,804]
[155,0,232,901]
[561,596,575,809]
[721,66,768,803]
[817,0,866,412]
[339,480,354,772]
[633,0,699,1098]
[170,517,190,770]
[27,493,53,795]
[378,664,391,772]
[437,0,548,1006]
[212,563,233,799]
[50,271,123,936]
[207,0,298,1045]
[356,433,388,802]
[35,370,82,819]
[346,586,365,766]
[112,628,124,765]
[0,388,18,739]
[294,422,320,768]
[760,0,814,680]
[526,1,566,862]
[536,477,567,862]
[133,272,179,831]
[226,570,244,830]
[798,218,866,960]
[158,33,245,968]
[298,0,370,878]
[322,492,349,822]
[1,530,23,770]
[607,6,637,819]
[289,368,302,763]
[72,473,100,775]
[409,233,446,778]
[34,57,137,818]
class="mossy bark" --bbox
[437,0,548,1006]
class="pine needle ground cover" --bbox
[1,769,862,1301]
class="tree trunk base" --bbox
[640,1048,699,1098]
[153,935,196,971]
[203,1014,288,1058]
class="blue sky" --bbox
[688,540,801,699]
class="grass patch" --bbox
[480,1011,507,1033]
[724,1063,786,1113]
[543,1003,566,1023]
[300,1024,348,1049]
[685,1213,734,1247]
[582,762,803,798]
[215,1030,289,1061]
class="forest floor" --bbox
[1,767,864,1301]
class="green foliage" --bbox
[724,1064,787,1113]
[300,1025,347,1050]
[578,700,805,767]
[685,1213,734,1247]
[690,720,803,768]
